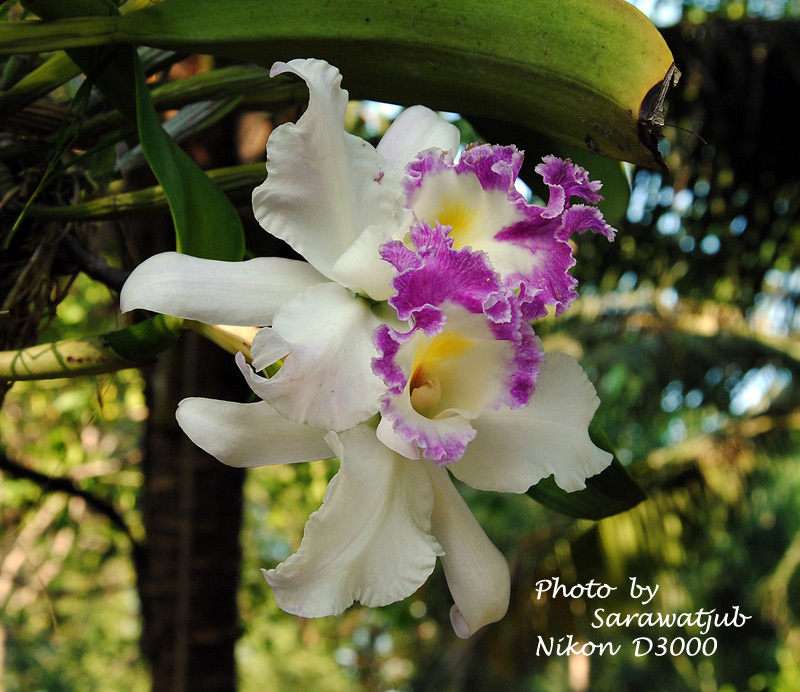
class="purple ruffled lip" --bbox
[536,154,604,206]
[403,143,525,198]
[381,222,521,341]
[372,222,542,464]
[402,146,617,318]
[378,388,478,464]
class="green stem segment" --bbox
[24,163,266,221]
[0,315,183,381]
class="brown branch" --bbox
[60,233,130,292]
[0,450,141,554]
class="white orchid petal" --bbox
[249,328,290,371]
[329,223,399,301]
[450,352,613,493]
[264,425,443,616]
[376,105,460,172]
[120,251,325,326]
[176,398,330,468]
[253,59,400,281]
[240,282,385,431]
[425,464,510,638]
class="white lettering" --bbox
[633,637,653,656]
[534,577,617,600]
[629,576,659,605]
[535,635,620,656]
[536,636,554,656]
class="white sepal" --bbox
[120,251,325,326]
[176,398,331,467]
[425,464,510,638]
[263,425,443,616]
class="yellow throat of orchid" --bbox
[408,331,473,417]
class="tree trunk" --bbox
[137,329,246,692]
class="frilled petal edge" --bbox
[263,425,443,616]
[239,282,385,431]
[252,59,400,287]
[376,105,460,173]
[176,397,331,468]
[120,252,326,326]
[449,351,613,493]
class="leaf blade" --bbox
[4,0,678,167]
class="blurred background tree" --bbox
[1,1,799,691]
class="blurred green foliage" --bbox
[1,282,148,691]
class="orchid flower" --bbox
[373,221,542,464]
[120,57,616,637]
[403,146,616,320]
[175,346,611,638]
[122,58,613,434]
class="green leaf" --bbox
[103,314,183,362]
[18,0,245,261]
[526,420,646,520]
[0,52,80,120]
[3,0,678,168]
[129,56,245,259]
[26,163,266,221]
[87,47,246,259]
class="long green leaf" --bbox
[526,420,646,520]
[0,52,79,121]
[0,65,302,163]
[26,163,266,221]
[3,0,678,168]
[130,60,244,259]
[0,46,179,123]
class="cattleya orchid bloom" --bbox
[120,58,616,637]
[373,221,542,463]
